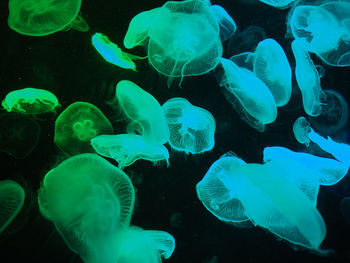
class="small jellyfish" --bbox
[91,134,170,169]
[116,80,169,145]
[92,33,146,71]
[2,87,60,115]
[0,113,40,159]
[54,101,113,156]
[209,5,237,41]
[0,180,25,234]
[293,116,311,146]
[38,153,135,263]
[8,0,85,36]
[259,0,297,9]
[161,98,216,154]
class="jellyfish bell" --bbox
[293,116,311,146]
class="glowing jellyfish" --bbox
[0,113,40,159]
[259,0,296,9]
[116,80,169,145]
[291,39,325,117]
[91,134,170,169]
[0,180,25,234]
[124,0,223,82]
[161,98,216,154]
[114,226,175,263]
[8,0,87,36]
[38,153,135,263]
[92,33,146,71]
[2,87,60,114]
[54,102,113,156]
[210,5,237,41]
[218,57,277,132]
[310,89,349,135]
[293,116,311,146]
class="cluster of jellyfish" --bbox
[1,0,350,262]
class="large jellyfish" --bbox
[218,57,277,132]
[123,0,226,83]
[54,102,113,156]
[8,0,88,36]
[161,98,216,154]
[116,80,169,145]
[0,113,40,159]
[38,153,135,263]
[0,180,25,234]
[91,134,170,169]
[2,87,60,114]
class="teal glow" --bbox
[161,98,216,154]
[210,5,236,41]
[259,0,296,8]
[293,116,311,146]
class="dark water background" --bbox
[1,0,350,262]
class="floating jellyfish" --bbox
[259,0,297,9]
[210,5,237,41]
[54,102,113,156]
[124,0,223,83]
[218,57,277,132]
[310,89,349,135]
[91,134,170,169]
[116,80,169,145]
[38,153,135,263]
[2,87,60,115]
[161,98,216,154]
[92,33,146,71]
[0,180,25,234]
[8,0,87,36]
[0,113,40,159]
[114,226,175,263]
[293,116,311,146]
[291,39,325,117]
[196,153,328,252]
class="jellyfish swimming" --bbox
[0,113,40,159]
[54,102,113,156]
[116,80,169,145]
[91,134,170,169]
[210,4,237,42]
[38,153,135,263]
[92,33,146,71]
[2,87,60,115]
[259,0,296,9]
[293,116,311,146]
[8,0,86,36]
[161,98,216,154]
[0,180,25,234]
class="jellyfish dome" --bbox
[162,98,216,154]
[293,116,311,146]
[8,0,83,36]
[124,0,223,79]
[38,153,135,263]
[259,0,297,9]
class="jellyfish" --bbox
[54,102,113,156]
[291,39,325,117]
[123,0,223,83]
[218,57,277,132]
[91,134,170,169]
[0,113,40,159]
[293,116,311,146]
[310,89,349,135]
[259,0,297,9]
[116,80,169,145]
[38,153,135,263]
[161,98,216,154]
[91,33,146,71]
[2,87,60,115]
[8,0,86,36]
[209,5,237,41]
[0,180,25,234]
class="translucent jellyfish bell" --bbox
[293,116,311,146]
[161,98,216,154]
[209,5,237,41]
[8,0,84,36]
[259,0,297,9]
[38,153,135,263]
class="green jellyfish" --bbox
[161,98,216,154]
[293,116,311,146]
[8,0,87,36]
[0,113,40,159]
[116,80,169,145]
[0,180,25,234]
[91,134,170,169]
[54,102,113,156]
[91,33,146,71]
[38,153,135,263]
[2,87,60,114]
